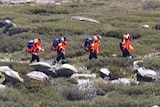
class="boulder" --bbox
[0,66,13,73]
[133,60,158,82]
[56,64,78,77]
[29,62,56,77]
[26,71,49,82]
[0,66,24,83]
[5,70,24,83]
[100,68,110,79]
[136,67,157,82]
[29,62,52,69]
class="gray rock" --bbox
[137,67,157,78]
[26,71,49,82]
[56,64,78,77]
[29,62,56,77]
[100,68,110,79]
[0,66,24,83]
[0,66,12,73]
[133,60,158,82]
[71,16,100,24]
[136,67,157,82]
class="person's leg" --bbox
[120,42,125,57]
[88,52,94,61]
[30,54,36,63]
[52,51,61,65]
[126,50,132,58]
[123,49,128,57]
[36,56,40,62]
[61,53,67,64]
[93,52,98,59]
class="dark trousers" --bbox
[30,54,39,63]
[122,49,131,57]
[53,51,66,65]
[119,42,132,57]
[88,52,97,60]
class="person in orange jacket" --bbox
[120,34,134,58]
[87,35,101,61]
[52,36,67,65]
[30,38,44,63]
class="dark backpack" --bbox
[51,38,60,51]
[84,37,93,51]
[26,39,34,53]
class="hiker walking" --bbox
[84,35,101,61]
[51,36,67,66]
[120,34,134,58]
[26,38,44,63]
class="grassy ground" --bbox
[0,0,160,107]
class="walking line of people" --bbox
[26,33,134,65]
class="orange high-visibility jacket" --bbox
[94,41,99,54]
[57,42,65,54]
[62,40,67,50]
[32,44,43,56]
[34,38,41,47]
[93,36,100,54]
[121,39,134,50]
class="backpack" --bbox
[26,39,34,53]
[51,38,60,51]
[84,37,93,51]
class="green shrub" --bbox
[142,0,160,10]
